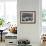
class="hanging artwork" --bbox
[20,11,36,24]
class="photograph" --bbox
[20,11,36,24]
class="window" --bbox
[0,0,17,26]
[0,1,4,17]
[42,0,46,33]
[42,0,46,26]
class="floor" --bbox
[0,41,46,46]
[0,41,5,46]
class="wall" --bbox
[17,0,42,46]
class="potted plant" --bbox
[0,18,5,27]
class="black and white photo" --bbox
[20,11,36,24]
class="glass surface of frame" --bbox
[20,11,36,24]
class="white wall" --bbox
[17,0,42,46]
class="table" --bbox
[18,44,32,46]
[5,32,17,46]
[0,30,3,42]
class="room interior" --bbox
[0,0,46,46]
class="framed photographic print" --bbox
[20,11,36,24]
